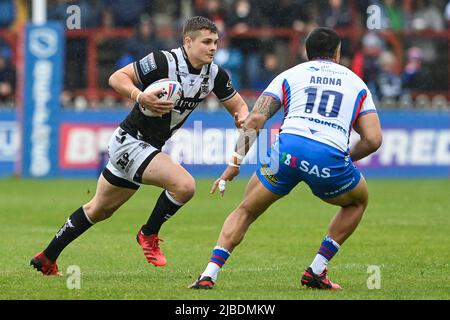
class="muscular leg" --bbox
[303,176,369,286]
[191,174,283,285]
[37,173,137,265]
[83,174,137,223]
[134,152,197,266]
[86,151,196,226]
[141,152,196,204]
[217,174,283,251]
[321,176,369,245]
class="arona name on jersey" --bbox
[310,76,341,86]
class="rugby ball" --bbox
[139,79,182,116]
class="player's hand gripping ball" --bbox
[140,79,182,117]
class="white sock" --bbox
[201,262,221,282]
[310,254,328,275]
[201,246,231,282]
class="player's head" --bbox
[305,27,341,62]
[183,16,219,66]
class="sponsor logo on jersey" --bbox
[259,164,279,186]
[307,66,320,72]
[173,98,200,114]
[140,53,157,75]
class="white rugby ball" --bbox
[139,79,182,117]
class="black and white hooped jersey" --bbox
[120,47,237,149]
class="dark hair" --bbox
[305,27,341,60]
[183,16,218,39]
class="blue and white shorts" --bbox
[256,133,361,199]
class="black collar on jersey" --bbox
[181,46,202,75]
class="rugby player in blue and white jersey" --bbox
[191,27,382,290]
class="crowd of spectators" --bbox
[0,0,449,109]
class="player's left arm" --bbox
[351,112,382,161]
[232,94,281,162]
[210,94,281,195]
[350,88,382,162]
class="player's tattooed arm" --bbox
[232,94,281,163]
[251,94,282,119]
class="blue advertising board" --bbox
[20,22,64,177]
[1,109,449,179]
[0,110,17,177]
[356,110,450,178]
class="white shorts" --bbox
[103,127,160,189]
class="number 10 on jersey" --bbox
[304,88,343,118]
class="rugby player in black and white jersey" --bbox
[31,16,249,275]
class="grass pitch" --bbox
[0,178,449,300]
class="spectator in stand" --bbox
[11,0,29,31]
[214,34,244,89]
[446,1,450,26]
[47,0,67,20]
[320,0,353,68]
[296,40,308,64]
[351,32,384,95]
[410,0,445,31]
[79,0,103,28]
[321,0,352,28]
[196,0,227,33]
[251,51,280,91]
[101,0,147,27]
[227,0,263,88]
[0,0,15,28]
[380,0,405,30]
[402,46,431,91]
[374,51,403,101]
[0,52,15,104]
[118,14,165,68]
[101,6,115,28]
[266,0,311,32]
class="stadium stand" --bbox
[0,0,448,110]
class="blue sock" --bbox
[201,246,231,281]
[318,235,340,260]
[310,235,340,274]
[210,247,230,268]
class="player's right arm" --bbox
[210,94,281,195]
[108,53,173,116]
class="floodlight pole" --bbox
[32,0,47,25]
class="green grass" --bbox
[0,178,449,300]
